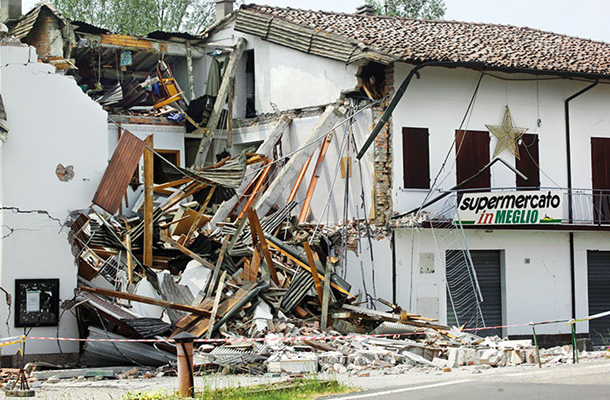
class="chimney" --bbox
[356,4,376,16]
[1,0,22,22]
[215,0,235,23]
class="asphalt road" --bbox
[328,360,610,400]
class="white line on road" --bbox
[503,362,610,377]
[328,380,473,400]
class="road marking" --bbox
[328,380,473,400]
[501,362,610,378]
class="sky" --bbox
[21,0,610,43]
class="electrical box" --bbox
[15,279,60,327]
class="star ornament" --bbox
[485,106,528,160]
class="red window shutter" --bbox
[402,127,430,189]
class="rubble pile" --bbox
[60,110,583,375]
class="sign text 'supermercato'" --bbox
[455,190,563,225]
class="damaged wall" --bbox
[0,42,108,360]
[208,21,360,116]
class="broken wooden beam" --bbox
[160,233,215,270]
[80,286,210,316]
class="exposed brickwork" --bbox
[372,63,394,226]
[25,10,63,61]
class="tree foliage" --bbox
[52,0,216,35]
[365,0,446,19]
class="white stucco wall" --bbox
[0,44,108,356]
[391,64,610,215]
[232,107,376,225]
[207,23,360,115]
[395,228,577,336]
[389,64,610,339]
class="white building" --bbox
[210,3,610,347]
[0,39,109,364]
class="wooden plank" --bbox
[303,242,323,303]
[100,34,153,50]
[227,77,234,148]
[154,177,192,191]
[187,281,257,337]
[175,298,215,330]
[193,38,247,168]
[256,104,345,216]
[92,131,145,214]
[205,270,227,340]
[206,234,231,296]
[143,135,154,268]
[186,186,216,242]
[266,240,356,299]
[124,227,133,285]
[286,154,313,203]
[208,116,292,229]
[160,233,215,270]
[247,209,279,285]
[321,259,332,331]
[299,134,332,222]
[80,286,210,316]
[245,248,261,282]
[206,38,247,132]
[236,161,273,220]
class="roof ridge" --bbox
[243,3,609,45]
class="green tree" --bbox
[365,0,446,19]
[52,0,216,35]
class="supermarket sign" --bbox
[455,190,563,225]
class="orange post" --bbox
[174,332,196,398]
[287,154,314,203]
[299,134,333,222]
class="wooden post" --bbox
[299,133,333,222]
[321,258,333,331]
[303,242,324,304]
[193,37,247,168]
[186,42,195,101]
[144,135,154,269]
[287,154,314,203]
[124,222,133,285]
[206,270,227,340]
[227,77,234,149]
[247,209,280,285]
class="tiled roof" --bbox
[11,2,66,40]
[239,4,610,78]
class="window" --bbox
[402,127,430,189]
[456,130,490,191]
[516,133,540,189]
[591,137,610,223]
[153,149,180,184]
[245,50,256,118]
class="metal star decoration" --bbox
[485,106,528,160]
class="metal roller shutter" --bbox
[587,251,610,347]
[447,250,502,336]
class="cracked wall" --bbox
[0,42,108,360]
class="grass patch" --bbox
[122,378,353,400]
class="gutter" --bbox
[565,80,598,320]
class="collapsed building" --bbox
[1,0,610,371]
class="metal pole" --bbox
[570,320,579,364]
[530,322,542,369]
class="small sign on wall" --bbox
[15,279,60,327]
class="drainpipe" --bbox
[565,80,598,320]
